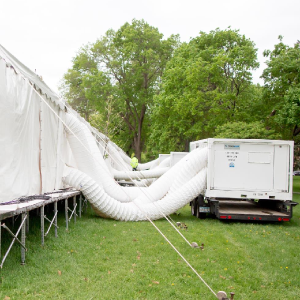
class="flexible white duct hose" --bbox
[65,113,208,206]
[65,113,112,181]
[118,147,160,171]
[168,149,203,195]
[132,178,155,187]
[149,158,160,170]
[158,157,171,168]
[134,147,208,204]
[136,159,159,171]
[113,167,169,180]
[65,113,138,202]
[63,166,207,221]
[107,141,131,171]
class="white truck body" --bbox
[170,152,188,167]
[158,154,170,165]
[191,138,294,201]
[159,152,188,167]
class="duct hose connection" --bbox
[64,112,209,220]
[63,166,207,221]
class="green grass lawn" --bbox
[1,180,300,300]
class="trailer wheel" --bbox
[197,195,207,219]
[197,209,207,219]
[191,199,197,216]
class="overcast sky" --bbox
[0,0,299,94]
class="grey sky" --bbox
[0,0,299,93]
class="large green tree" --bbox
[149,28,260,153]
[61,19,179,160]
[214,121,280,139]
[262,37,300,139]
[60,46,101,121]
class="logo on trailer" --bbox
[229,162,235,168]
[225,144,240,150]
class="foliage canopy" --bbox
[262,37,300,139]
[61,19,179,159]
[61,23,299,158]
[149,28,260,153]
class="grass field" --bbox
[1,179,300,300]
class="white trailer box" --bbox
[159,154,170,166]
[196,138,294,201]
[170,152,188,167]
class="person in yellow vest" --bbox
[130,153,138,171]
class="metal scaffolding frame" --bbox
[0,190,82,268]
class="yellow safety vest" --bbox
[130,157,138,168]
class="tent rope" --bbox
[25,78,218,298]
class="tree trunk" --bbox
[184,140,190,152]
[133,135,141,162]
[132,104,147,162]
[293,125,300,137]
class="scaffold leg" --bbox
[65,197,78,229]
[79,194,82,218]
[0,221,1,260]
[41,203,59,243]
[54,201,58,238]
[26,212,29,234]
[0,215,27,268]
[44,212,59,237]
[73,196,76,223]
[65,198,69,231]
[21,213,26,265]
[41,205,45,246]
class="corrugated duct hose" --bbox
[63,166,207,221]
[113,167,169,180]
[63,113,208,220]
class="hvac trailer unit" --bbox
[190,138,298,222]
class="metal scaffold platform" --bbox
[0,189,85,268]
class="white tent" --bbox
[0,44,208,221]
[0,44,67,203]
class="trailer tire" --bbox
[197,195,207,219]
[191,199,197,216]
[197,209,207,219]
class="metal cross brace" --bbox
[41,202,59,246]
[65,196,78,231]
[44,211,59,237]
[81,196,88,214]
[0,213,27,268]
[78,194,86,217]
[68,203,78,222]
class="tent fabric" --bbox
[0,46,67,203]
[40,98,66,193]
[0,59,41,202]
[0,44,65,110]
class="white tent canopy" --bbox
[0,44,64,109]
[0,44,67,203]
[0,44,208,222]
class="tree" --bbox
[61,19,179,160]
[60,46,100,121]
[214,121,280,139]
[149,28,260,153]
[262,37,300,139]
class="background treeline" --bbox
[60,19,300,162]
